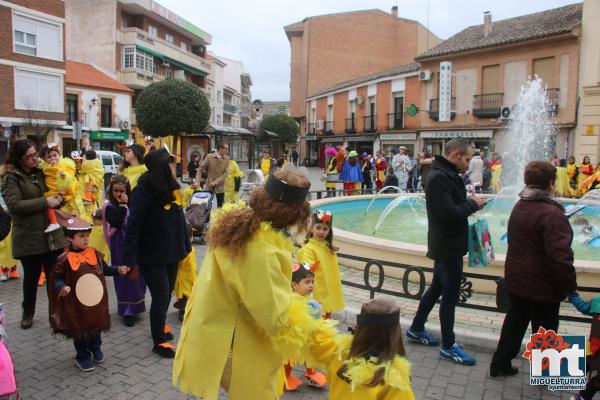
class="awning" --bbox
[135,45,208,77]
[206,124,254,136]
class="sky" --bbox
[157,0,579,101]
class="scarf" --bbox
[519,187,564,211]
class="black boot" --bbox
[21,309,33,329]
[490,364,519,377]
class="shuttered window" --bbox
[533,57,555,87]
[482,65,501,93]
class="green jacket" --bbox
[0,164,68,258]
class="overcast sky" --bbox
[158,0,579,101]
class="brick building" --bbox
[0,0,66,159]
[415,4,582,158]
[303,63,421,166]
[284,6,441,150]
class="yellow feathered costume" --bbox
[173,221,323,400]
[0,231,18,270]
[77,159,105,217]
[298,238,345,314]
[554,166,574,197]
[311,332,415,400]
[41,158,86,218]
[174,246,197,300]
[121,164,147,190]
[578,171,600,196]
[491,163,502,193]
[224,160,244,203]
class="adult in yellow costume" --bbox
[566,156,579,194]
[491,161,502,193]
[554,160,573,197]
[120,143,147,190]
[77,150,105,217]
[173,171,323,400]
[224,158,244,203]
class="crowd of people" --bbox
[0,136,598,400]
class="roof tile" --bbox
[66,60,133,93]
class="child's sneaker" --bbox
[0,273,7,282]
[76,357,95,372]
[152,342,176,358]
[304,370,327,388]
[439,343,476,366]
[91,349,104,363]
[405,328,441,346]
[8,267,19,279]
[285,374,303,391]
[44,223,61,233]
[164,324,174,341]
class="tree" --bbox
[21,100,61,147]
[259,114,299,144]
[135,79,210,153]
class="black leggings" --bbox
[140,263,178,344]
[19,251,62,317]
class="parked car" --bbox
[96,150,123,190]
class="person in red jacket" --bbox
[490,161,577,377]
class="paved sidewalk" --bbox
[0,242,582,399]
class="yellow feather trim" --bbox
[340,350,412,393]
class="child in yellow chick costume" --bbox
[298,210,345,318]
[173,171,326,400]
[77,150,105,218]
[310,298,415,400]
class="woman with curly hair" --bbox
[173,170,324,400]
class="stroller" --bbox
[185,190,215,244]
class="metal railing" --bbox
[307,123,316,135]
[387,112,403,130]
[345,117,356,134]
[429,97,457,121]
[363,115,376,133]
[473,93,503,118]
[100,113,118,128]
[546,88,560,114]
[324,121,333,135]
[223,103,237,113]
[337,253,597,324]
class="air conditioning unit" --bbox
[162,61,170,67]
[500,106,512,120]
[419,70,432,81]
[119,120,130,130]
[316,119,324,129]
[355,96,364,106]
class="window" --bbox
[533,57,555,87]
[166,68,174,79]
[123,46,134,68]
[181,42,188,52]
[14,30,36,56]
[120,16,128,30]
[112,154,122,165]
[66,94,78,126]
[217,90,222,103]
[482,64,501,93]
[166,33,174,44]
[101,155,112,166]
[392,94,404,129]
[13,14,62,60]
[14,69,63,112]
[100,98,112,127]
[148,25,157,38]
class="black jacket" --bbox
[121,184,190,268]
[425,156,479,260]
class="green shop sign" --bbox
[406,103,419,117]
[90,131,129,141]
[304,135,317,141]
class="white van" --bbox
[96,150,123,175]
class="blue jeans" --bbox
[74,334,101,361]
[410,258,463,348]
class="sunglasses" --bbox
[22,152,39,161]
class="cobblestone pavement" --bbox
[0,242,582,399]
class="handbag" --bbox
[495,277,511,312]
[468,218,495,268]
[234,176,242,192]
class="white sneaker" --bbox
[44,223,61,233]
[0,273,8,282]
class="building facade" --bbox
[65,0,212,132]
[0,0,66,159]
[59,60,133,154]
[415,5,581,158]
[574,0,600,164]
[285,7,440,131]
[303,63,421,166]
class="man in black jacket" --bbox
[406,138,485,365]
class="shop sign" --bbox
[406,104,419,117]
[381,133,417,141]
[90,131,129,141]
[420,130,493,139]
[585,125,599,136]
[150,1,211,42]
[304,135,318,141]
[439,61,452,122]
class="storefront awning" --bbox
[206,124,254,136]
[420,130,493,139]
[135,45,208,77]
[90,130,129,140]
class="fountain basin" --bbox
[312,194,600,295]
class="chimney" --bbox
[391,6,398,17]
[484,11,492,37]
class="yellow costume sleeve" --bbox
[122,164,148,190]
[175,246,197,299]
[182,186,194,207]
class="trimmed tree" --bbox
[135,79,210,152]
[259,114,298,144]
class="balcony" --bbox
[429,97,457,121]
[324,121,333,135]
[363,115,376,133]
[119,68,165,89]
[100,113,119,129]
[345,117,356,134]
[118,27,210,76]
[66,112,90,128]
[387,113,403,130]
[473,93,503,118]
[307,123,316,135]
[223,103,238,114]
[546,88,560,114]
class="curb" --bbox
[333,306,520,351]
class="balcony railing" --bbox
[363,115,376,133]
[546,88,560,114]
[66,112,90,128]
[223,103,237,114]
[100,113,118,128]
[429,97,457,121]
[324,121,333,135]
[307,123,316,135]
[345,117,356,134]
[473,93,503,118]
[387,113,403,130]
